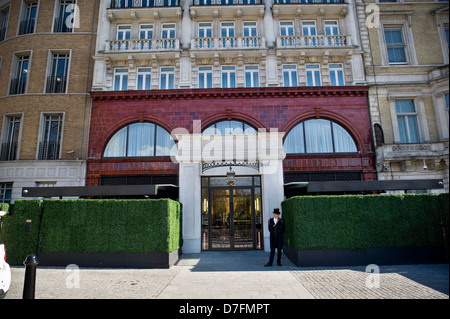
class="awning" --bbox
[22,184,179,198]
[284,179,444,193]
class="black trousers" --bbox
[268,240,282,265]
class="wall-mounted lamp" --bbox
[423,159,428,171]
[226,166,235,186]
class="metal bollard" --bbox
[23,254,39,299]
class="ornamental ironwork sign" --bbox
[201,160,260,173]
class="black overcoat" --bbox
[268,218,286,250]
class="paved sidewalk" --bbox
[5,251,449,299]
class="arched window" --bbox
[284,119,357,154]
[104,122,175,157]
[202,120,257,135]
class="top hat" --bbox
[272,208,280,215]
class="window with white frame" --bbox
[243,21,258,47]
[117,25,131,40]
[9,54,30,95]
[198,22,213,48]
[139,24,153,49]
[19,1,37,35]
[282,65,297,87]
[38,114,63,160]
[198,66,213,88]
[160,67,174,89]
[161,23,176,39]
[198,22,212,38]
[114,68,128,91]
[395,99,420,143]
[0,5,10,41]
[306,64,321,86]
[46,52,70,93]
[245,65,259,88]
[302,21,317,46]
[116,25,131,50]
[384,27,407,64]
[137,68,151,90]
[1,115,21,161]
[280,21,294,36]
[54,0,76,33]
[324,20,340,46]
[329,64,344,86]
[221,66,236,88]
[140,24,153,39]
[221,22,235,48]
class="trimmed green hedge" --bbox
[1,200,43,265]
[282,193,449,251]
[1,199,182,265]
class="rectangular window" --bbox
[139,24,153,39]
[243,21,257,37]
[198,22,213,48]
[117,25,131,40]
[54,0,76,33]
[221,66,236,88]
[19,1,37,35]
[38,114,63,160]
[198,22,212,38]
[324,21,339,36]
[198,66,213,89]
[0,183,12,205]
[114,68,128,91]
[384,27,407,64]
[9,55,30,95]
[161,23,176,39]
[306,64,321,86]
[303,21,317,46]
[0,6,10,41]
[221,22,235,48]
[1,116,21,161]
[282,65,297,87]
[329,64,344,86]
[280,21,294,36]
[395,99,420,143]
[46,53,70,93]
[139,24,153,50]
[245,65,259,88]
[137,67,151,90]
[160,67,174,89]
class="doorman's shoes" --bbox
[264,263,272,267]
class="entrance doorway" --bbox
[201,176,263,250]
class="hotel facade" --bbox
[1,0,447,254]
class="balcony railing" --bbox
[274,0,345,3]
[9,78,27,95]
[277,34,351,48]
[110,0,180,8]
[0,142,18,161]
[106,38,180,52]
[46,76,68,94]
[193,0,262,5]
[38,141,60,160]
[191,36,266,49]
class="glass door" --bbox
[201,176,263,251]
[233,188,253,249]
[210,189,231,249]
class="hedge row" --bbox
[281,193,449,251]
[1,199,182,265]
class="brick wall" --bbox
[87,86,377,185]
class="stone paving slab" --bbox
[4,251,449,299]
